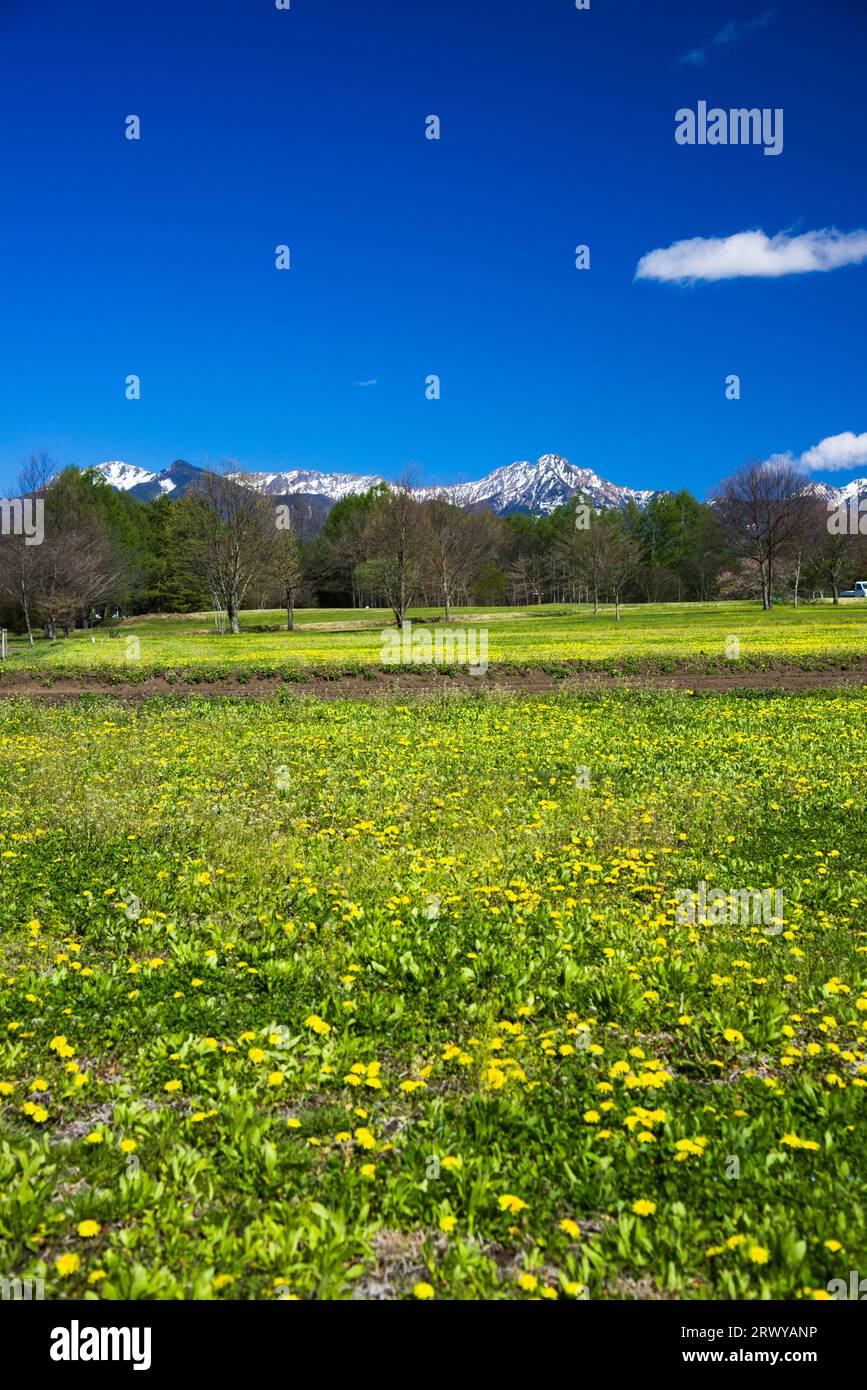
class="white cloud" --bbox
[355,379,378,387]
[715,12,773,47]
[635,228,867,284]
[790,432,867,474]
[679,9,773,65]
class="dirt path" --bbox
[1,661,865,704]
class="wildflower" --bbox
[498,1194,528,1215]
[780,1133,820,1151]
[304,1015,330,1035]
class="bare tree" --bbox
[37,528,119,639]
[504,551,542,605]
[598,521,642,621]
[574,523,610,614]
[714,460,812,610]
[274,510,304,631]
[181,464,281,633]
[0,450,55,643]
[427,498,496,620]
[805,508,853,604]
[783,539,806,607]
[362,475,430,627]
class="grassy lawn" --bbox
[0,688,865,1299]
[0,601,866,677]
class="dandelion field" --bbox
[1,687,865,1300]
[3,601,867,678]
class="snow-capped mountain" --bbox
[91,457,867,520]
[96,461,156,491]
[231,455,658,514]
[96,454,656,514]
[93,459,203,502]
[806,478,867,506]
[236,467,385,501]
[416,455,658,514]
[97,453,655,514]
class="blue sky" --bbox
[0,0,865,497]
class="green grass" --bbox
[3,600,867,677]
[0,688,865,1299]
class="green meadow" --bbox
[0,688,865,1299]
[2,600,867,676]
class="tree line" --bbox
[0,454,865,637]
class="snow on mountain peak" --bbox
[85,457,867,521]
[96,461,156,491]
[803,477,867,506]
[234,467,386,500]
[94,454,659,515]
[416,455,657,514]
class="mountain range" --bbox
[95,454,660,518]
[93,455,867,528]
